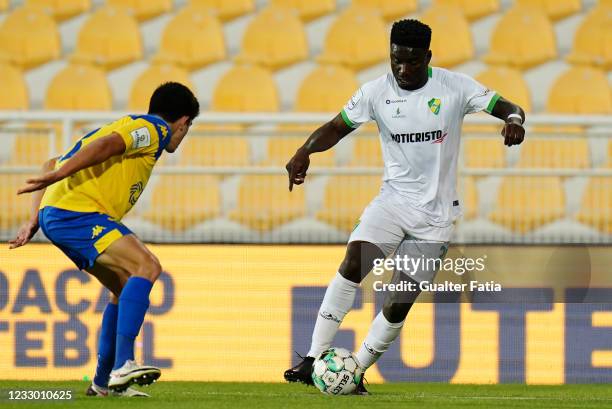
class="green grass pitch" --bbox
[1,381,611,409]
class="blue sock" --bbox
[113,277,153,370]
[93,302,118,388]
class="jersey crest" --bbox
[428,98,441,115]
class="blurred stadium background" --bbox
[0,0,611,388]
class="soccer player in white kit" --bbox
[284,20,525,394]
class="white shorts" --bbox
[349,184,453,282]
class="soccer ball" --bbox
[311,347,362,395]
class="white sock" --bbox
[355,311,405,370]
[307,272,359,358]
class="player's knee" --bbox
[338,253,362,283]
[135,254,162,282]
[382,301,412,324]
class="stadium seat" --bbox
[128,64,194,111]
[26,0,91,21]
[433,0,499,21]
[352,0,418,21]
[153,6,225,71]
[8,132,53,166]
[420,5,474,67]
[270,0,335,21]
[463,138,506,169]
[0,64,29,110]
[71,6,142,70]
[460,176,478,220]
[516,0,581,21]
[475,67,532,113]
[142,175,221,231]
[0,6,61,69]
[295,65,358,112]
[262,137,334,167]
[235,7,308,70]
[517,138,590,169]
[45,64,112,110]
[107,0,172,21]
[566,5,612,69]
[212,65,279,112]
[318,6,388,71]
[316,175,381,232]
[229,175,306,231]
[483,6,557,70]
[178,136,251,167]
[577,177,612,234]
[188,0,255,21]
[348,137,383,167]
[0,174,37,230]
[0,0,8,11]
[546,67,612,114]
[489,177,565,233]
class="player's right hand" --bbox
[17,170,62,194]
[286,148,310,191]
[8,220,39,249]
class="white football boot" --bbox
[86,382,150,397]
[108,360,161,392]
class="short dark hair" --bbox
[390,19,431,49]
[148,82,200,123]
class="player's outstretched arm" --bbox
[9,156,58,249]
[17,133,126,195]
[490,96,526,147]
[286,113,354,191]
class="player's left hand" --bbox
[17,171,62,194]
[8,220,39,249]
[502,120,525,146]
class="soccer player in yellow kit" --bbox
[9,82,199,397]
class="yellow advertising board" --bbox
[0,244,610,384]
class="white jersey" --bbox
[342,67,499,228]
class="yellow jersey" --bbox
[40,114,171,220]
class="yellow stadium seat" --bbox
[212,65,279,112]
[142,175,221,231]
[153,6,225,71]
[577,177,612,234]
[516,0,581,21]
[45,64,112,110]
[483,6,557,70]
[348,137,383,167]
[463,138,506,169]
[0,6,60,69]
[262,137,334,167]
[459,176,478,220]
[318,7,388,71]
[433,0,499,21]
[475,67,532,112]
[188,0,254,21]
[229,175,306,231]
[0,0,8,11]
[295,65,358,112]
[0,174,37,230]
[26,0,91,21]
[546,67,612,114]
[128,64,194,111]
[517,138,590,169]
[178,136,251,167]
[107,0,171,21]
[71,6,142,70]
[420,5,474,67]
[235,7,308,70]
[352,0,418,21]
[316,175,381,232]
[0,64,28,110]
[9,133,54,166]
[270,0,335,21]
[489,177,565,233]
[566,5,612,69]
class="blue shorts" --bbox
[39,207,133,270]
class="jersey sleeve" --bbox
[457,73,500,115]
[340,83,375,129]
[114,118,160,156]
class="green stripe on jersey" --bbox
[485,93,501,114]
[340,109,357,128]
[428,66,432,78]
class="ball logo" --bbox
[331,373,351,394]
